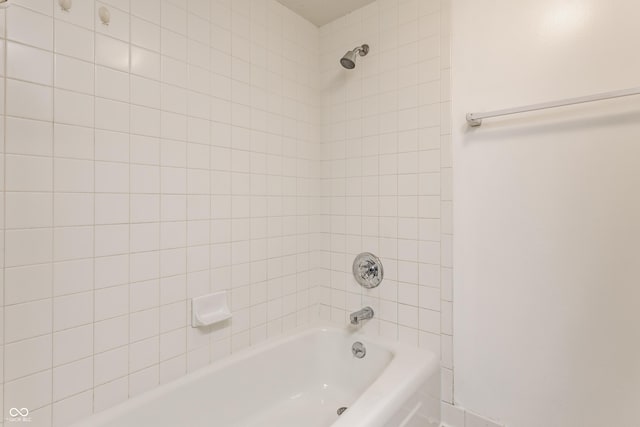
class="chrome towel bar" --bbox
[466,86,640,127]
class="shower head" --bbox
[340,44,369,69]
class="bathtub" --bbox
[73,323,440,427]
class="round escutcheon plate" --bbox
[352,252,384,289]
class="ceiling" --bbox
[277,0,376,27]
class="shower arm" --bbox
[352,44,370,56]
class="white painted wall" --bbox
[452,1,640,426]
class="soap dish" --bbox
[191,291,232,327]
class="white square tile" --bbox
[54,123,94,160]
[95,162,129,193]
[4,370,52,416]
[131,164,160,193]
[131,279,160,312]
[160,328,186,361]
[419,286,440,311]
[160,248,186,277]
[7,79,53,121]
[95,255,129,290]
[54,54,94,94]
[6,192,53,229]
[161,195,187,220]
[131,105,162,137]
[160,140,187,168]
[130,308,160,342]
[160,275,186,305]
[53,324,93,366]
[96,66,130,102]
[131,223,160,253]
[95,224,129,257]
[53,357,93,401]
[6,117,52,156]
[94,346,128,386]
[53,291,93,331]
[5,334,52,381]
[95,98,130,133]
[131,194,160,223]
[397,303,418,328]
[159,353,186,384]
[95,129,129,163]
[132,46,161,80]
[94,316,129,353]
[7,5,53,50]
[131,251,160,282]
[161,29,187,61]
[95,193,129,225]
[188,0,210,19]
[54,158,94,192]
[130,336,159,372]
[55,21,94,61]
[131,75,161,108]
[53,226,93,262]
[5,264,52,305]
[11,0,52,15]
[96,34,130,72]
[5,299,52,342]
[7,41,53,85]
[5,228,53,267]
[131,0,161,23]
[162,0,187,33]
[53,259,93,296]
[94,376,128,412]
[132,16,161,51]
[159,301,185,332]
[131,135,160,164]
[102,0,129,12]
[54,88,94,127]
[130,366,159,397]
[161,221,186,249]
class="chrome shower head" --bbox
[340,50,357,69]
[340,44,369,69]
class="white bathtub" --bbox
[73,324,440,427]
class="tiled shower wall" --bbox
[0,0,455,425]
[317,0,453,404]
[0,0,321,425]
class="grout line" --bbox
[2,4,7,421]
[183,0,191,372]
[126,0,133,400]
[49,6,56,422]
[90,0,97,416]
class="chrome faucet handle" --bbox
[361,261,378,280]
[353,253,383,289]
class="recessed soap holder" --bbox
[191,291,232,328]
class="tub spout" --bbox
[350,306,374,325]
